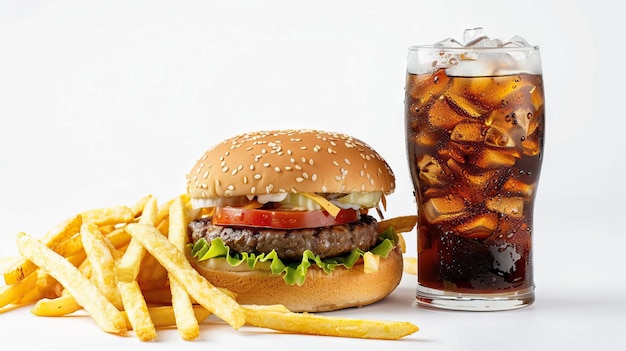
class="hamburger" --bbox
[185,129,407,312]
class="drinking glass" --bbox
[405,30,544,311]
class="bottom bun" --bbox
[186,246,404,312]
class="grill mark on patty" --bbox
[188,215,379,261]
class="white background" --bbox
[1,0,624,350]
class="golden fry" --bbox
[80,223,122,309]
[118,281,156,341]
[0,267,39,309]
[244,308,419,340]
[53,235,84,258]
[31,294,82,317]
[378,215,418,234]
[242,304,291,313]
[3,215,82,285]
[15,232,127,334]
[121,305,211,330]
[14,270,60,305]
[106,227,132,254]
[116,198,158,282]
[131,194,153,218]
[403,257,417,275]
[363,251,380,274]
[124,223,246,330]
[168,197,200,340]
[81,206,134,226]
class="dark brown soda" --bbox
[405,70,544,293]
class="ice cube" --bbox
[454,212,499,240]
[502,178,536,200]
[422,195,466,224]
[434,37,464,48]
[451,122,485,142]
[406,69,450,111]
[503,35,532,48]
[446,159,503,203]
[463,27,488,46]
[473,148,517,169]
[428,97,468,129]
[417,155,448,186]
[485,196,524,218]
[521,134,541,156]
[437,141,480,165]
[413,128,442,147]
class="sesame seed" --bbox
[321,186,328,193]
[295,165,302,171]
[300,146,307,150]
[250,186,256,194]
[261,148,267,154]
[332,161,340,167]
[309,159,314,166]
[227,185,235,191]
[334,175,342,181]
[296,177,304,182]
[203,171,209,179]
[263,162,270,167]
[254,174,262,180]
[311,174,317,181]
[302,172,309,179]
[266,184,274,193]
[243,176,248,184]
[313,145,321,152]
[274,167,281,172]
[344,158,351,165]
[221,166,229,173]
[327,147,336,154]
[250,165,255,171]
[284,166,292,171]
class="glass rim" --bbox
[408,44,540,53]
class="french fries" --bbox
[118,281,156,341]
[124,223,246,330]
[403,257,418,275]
[80,223,122,309]
[116,197,158,283]
[15,232,127,334]
[31,294,81,317]
[244,307,419,340]
[3,215,82,285]
[0,194,419,342]
[168,197,200,340]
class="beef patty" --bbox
[187,215,380,261]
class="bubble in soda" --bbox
[405,29,544,293]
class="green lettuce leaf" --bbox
[188,226,400,286]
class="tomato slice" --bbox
[212,207,360,229]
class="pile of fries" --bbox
[0,194,418,341]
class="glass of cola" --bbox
[405,28,544,311]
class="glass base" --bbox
[415,284,534,311]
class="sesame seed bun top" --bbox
[186,129,396,200]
